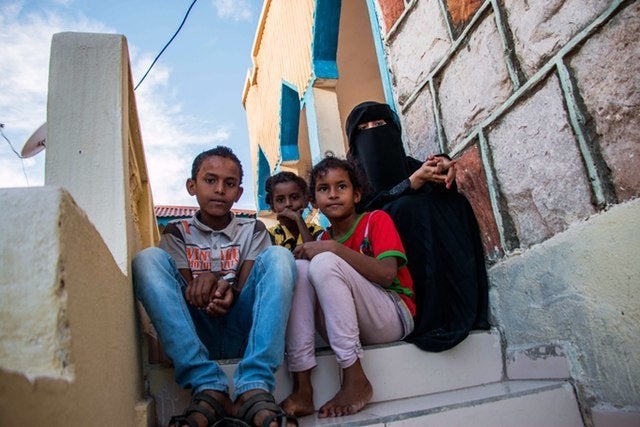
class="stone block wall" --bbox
[377,0,639,254]
[375,0,640,421]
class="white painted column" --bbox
[45,32,157,274]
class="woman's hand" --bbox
[409,155,456,190]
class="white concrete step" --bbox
[296,380,584,427]
[272,329,503,408]
[147,330,504,425]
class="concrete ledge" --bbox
[148,330,501,424]
[490,198,640,410]
[0,187,73,381]
[0,186,145,425]
[297,381,583,426]
[591,407,640,427]
[134,397,156,427]
[507,343,571,380]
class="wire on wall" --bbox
[134,0,199,91]
[0,123,29,184]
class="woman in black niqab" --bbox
[346,101,490,352]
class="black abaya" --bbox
[347,102,490,352]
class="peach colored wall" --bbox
[0,32,159,426]
[0,188,152,426]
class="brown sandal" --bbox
[170,391,242,427]
[236,392,298,427]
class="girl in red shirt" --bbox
[281,155,415,419]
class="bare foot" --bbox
[318,360,373,418]
[170,389,233,427]
[281,369,315,417]
[281,389,315,417]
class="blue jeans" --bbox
[132,245,296,399]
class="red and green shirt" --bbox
[320,210,416,316]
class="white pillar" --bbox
[45,32,157,274]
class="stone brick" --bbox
[569,2,640,202]
[446,0,483,35]
[387,0,452,105]
[438,14,513,150]
[455,143,503,259]
[503,0,611,77]
[401,87,440,160]
[487,74,596,248]
[377,0,406,33]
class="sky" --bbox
[0,0,263,209]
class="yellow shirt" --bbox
[268,222,324,251]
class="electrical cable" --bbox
[2,0,199,184]
[0,123,24,158]
[0,123,30,184]
[134,0,198,91]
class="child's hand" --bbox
[186,272,219,308]
[204,277,235,317]
[276,207,302,223]
[293,240,338,260]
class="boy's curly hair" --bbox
[191,146,243,183]
[264,171,309,207]
[309,153,363,202]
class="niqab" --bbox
[346,101,409,193]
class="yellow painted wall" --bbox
[243,1,387,206]
[243,0,315,176]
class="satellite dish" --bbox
[21,122,46,158]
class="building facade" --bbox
[242,0,640,423]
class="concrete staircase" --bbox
[146,329,584,426]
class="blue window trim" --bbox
[304,0,398,164]
[280,80,301,162]
[365,0,396,110]
[300,88,324,165]
[312,0,341,79]
[256,147,271,211]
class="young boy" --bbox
[132,146,298,427]
[264,171,323,251]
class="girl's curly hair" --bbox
[309,153,363,203]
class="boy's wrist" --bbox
[222,273,241,294]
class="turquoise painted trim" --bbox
[256,147,271,211]
[279,80,301,162]
[157,218,172,227]
[365,0,396,111]
[312,0,341,79]
[301,88,323,165]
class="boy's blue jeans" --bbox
[132,245,296,400]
